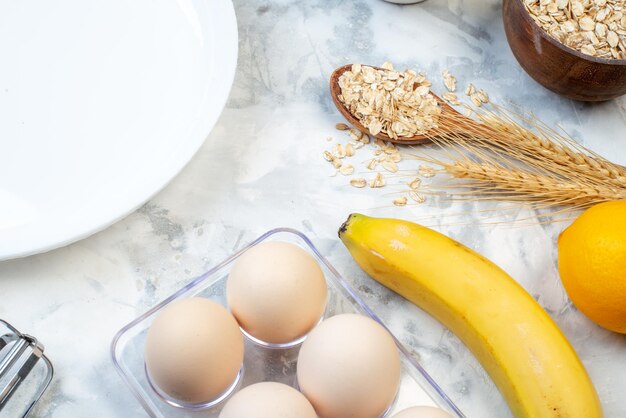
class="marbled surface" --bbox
[2,0,626,417]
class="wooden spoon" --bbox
[330,64,483,145]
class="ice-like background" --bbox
[1,0,625,417]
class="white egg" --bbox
[227,241,327,344]
[144,297,244,404]
[219,382,317,418]
[296,313,401,418]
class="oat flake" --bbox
[350,178,367,188]
[382,161,399,173]
[340,164,355,175]
[409,178,422,189]
[409,191,426,203]
[393,196,408,206]
[370,172,386,188]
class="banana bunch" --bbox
[339,214,602,418]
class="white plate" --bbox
[0,0,238,260]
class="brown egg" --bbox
[218,382,317,418]
[226,241,327,345]
[144,297,244,404]
[391,406,455,418]
[297,313,401,418]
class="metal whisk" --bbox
[0,319,53,417]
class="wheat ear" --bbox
[441,160,626,208]
[405,105,626,214]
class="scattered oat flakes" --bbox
[370,172,386,188]
[339,164,354,175]
[465,83,476,96]
[367,159,378,170]
[384,143,399,154]
[335,123,350,131]
[409,191,426,203]
[381,61,395,70]
[389,153,402,163]
[349,128,364,141]
[470,93,483,107]
[393,196,408,206]
[419,165,436,178]
[337,64,442,140]
[323,151,334,162]
[332,158,343,169]
[333,144,346,159]
[442,69,457,92]
[442,92,461,106]
[382,160,399,173]
[350,178,367,188]
[409,178,422,189]
[345,143,355,157]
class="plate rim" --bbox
[0,0,239,260]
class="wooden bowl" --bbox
[502,0,626,101]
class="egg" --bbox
[296,313,401,418]
[218,382,317,418]
[226,241,327,344]
[391,406,455,418]
[144,297,244,404]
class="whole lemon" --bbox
[558,200,626,333]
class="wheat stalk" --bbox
[405,105,626,216]
[474,110,626,187]
[436,107,626,183]
[441,160,626,207]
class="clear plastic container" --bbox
[111,228,465,418]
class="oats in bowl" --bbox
[523,0,626,60]
[336,63,442,140]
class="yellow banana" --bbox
[339,214,602,418]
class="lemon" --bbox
[558,200,626,334]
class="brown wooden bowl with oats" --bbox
[503,0,626,101]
